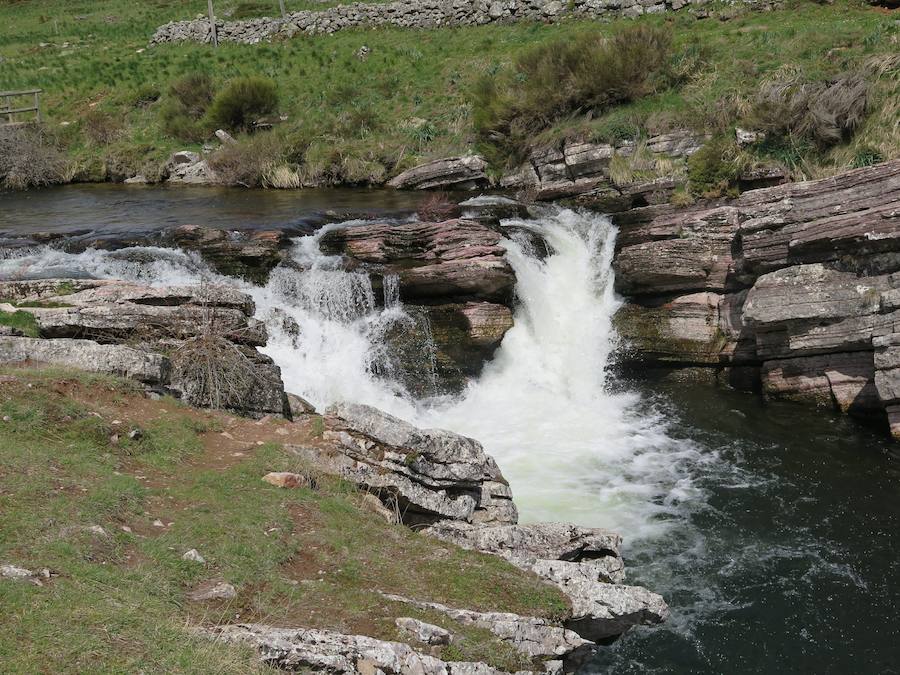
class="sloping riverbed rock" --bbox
[198,623,534,674]
[0,278,288,417]
[387,156,489,191]
[288,403,517,526]
[382,593,590,658]
[423,521,663,641]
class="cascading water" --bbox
[4,200,898,673]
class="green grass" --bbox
[0,0,896,187]
[0,309,40,337]
[0,368,567,672]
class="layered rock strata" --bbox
[612,160,900,435]
[0,278,287,417]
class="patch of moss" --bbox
[0,309,40,337]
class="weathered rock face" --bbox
[0,278,288,417]
[288,403,517,526]
[388,156,489,191]
[613,160,900,432]
[171,225,290,283]
[321,218,517,394]
[423,521,666,641]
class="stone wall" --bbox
[150,0,771,44]
[611,160,900,437]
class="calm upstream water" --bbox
[1,186,898,674]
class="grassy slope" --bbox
[0,367,567,673]
[0,0,896,184]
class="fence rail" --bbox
[0,89,42,125]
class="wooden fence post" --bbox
[33,91,40,123]
[207,0,218,47]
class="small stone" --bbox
[128,428,143,441]
[152,519,165,527]
[182,549,206,564]
[395,617,453,646]
[189,580,237,601]
[1,564,33,579]
[261,472,308,489]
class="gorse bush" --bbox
[473,25,673,165]
[207,76,279,132]
[687,136,748,198]
[750,70,871,150]
[160,72,215,142]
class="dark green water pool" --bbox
[589,376,900,674]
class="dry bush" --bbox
[170,307,262,411]
[751,70,871,149]
[473,25,673,164]
[0,125,67,190]
[417,192,461,222]
[207,133,282,187]
[263,164,301,189]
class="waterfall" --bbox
[0,206,707,542]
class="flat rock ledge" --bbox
[0,278,288,418]
[197,624,562,674]
[381,592,591,658]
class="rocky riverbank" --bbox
[612,159,900,437]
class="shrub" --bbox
[687,137,748,198]
[207,132,282,187]
[417,192,460,222]
[473,25,673,165]
[750,70,871,150]
[207,76,279,132]
[160,72,216,142]
[169,72,216,119]
[0,125,67,190]
[81,108,122,146]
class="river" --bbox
[1,186,898,673]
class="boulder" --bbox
[381,302,513,396]
[287,403,517,526]
[0,279,287,417]
[387,156,489,191]
[395,617,453,646]
[188,580,237,601]
[421,521,666,641]
[171,225,289,283]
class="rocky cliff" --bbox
[612,160,900,437]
